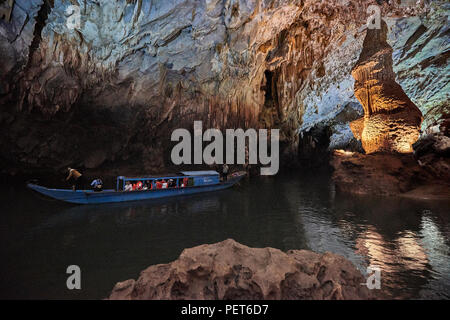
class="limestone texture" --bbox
[350,20,423,154]
[109,239,374,300]
[0,0,447,175]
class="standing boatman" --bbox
[66,167,85,191]
[222,164,229,181]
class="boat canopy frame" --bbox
[115,171,220,191]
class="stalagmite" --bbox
[350,20,423,154]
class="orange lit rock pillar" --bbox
[350,20,422,154]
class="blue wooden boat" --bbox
[27,171,245,205]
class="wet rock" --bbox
[108,239,374,300]
[399,184,450,201]
[413,133,450,181]
[330,150,450,198]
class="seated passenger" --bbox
[162,179,168,189]
[183,177,188,187]
[135,181,143,190]
[156,180,162,189]
[124,181,133,192]
[90,178,103,192]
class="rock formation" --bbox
[413,133,450,181]
[331,150,429,196]
[350,20,423,154]
[0,0,446,176]
[330,148,450,199]
[387,3,450,133]
[108,239,374,300]
[331,5,450,197]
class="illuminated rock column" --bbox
[350,21,423,154]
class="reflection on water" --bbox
[0,171,449,299]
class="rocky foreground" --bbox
[109,239,374,300]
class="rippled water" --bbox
[0,171,449,299]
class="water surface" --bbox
[0,171,449,299]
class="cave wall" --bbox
[0,0,446,175]
[386,2,449,133]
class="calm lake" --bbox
[0,171,449,299]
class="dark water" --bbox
[0,171,449,300]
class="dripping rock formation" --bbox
[0,0,447,177]
[108,239,375,300]
[350,20,423,154]
[331,8,449,198]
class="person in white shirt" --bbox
[124,181,133,191]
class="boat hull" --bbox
[27,173,245,205]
